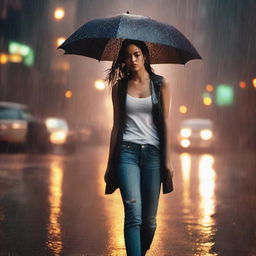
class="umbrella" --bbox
[58,12,202,64]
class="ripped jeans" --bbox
[117,141,161,256]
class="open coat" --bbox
[105,73,173,195]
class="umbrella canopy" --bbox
[58,12,202,64]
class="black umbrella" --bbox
[58,12,202,64]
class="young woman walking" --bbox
[104,39,173,256]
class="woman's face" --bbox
[124,44,146,72]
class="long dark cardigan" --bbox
[105,73,173,195]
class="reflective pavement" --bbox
[0,145,255,256]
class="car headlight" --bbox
[200,129,213,140]
[50,131,67,144]
[180,128,192,138]
[45,118,59,129]
[12,122,27,129]
[180,139,190,148]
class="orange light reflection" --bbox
[198,154,217,255]
[97,148,125,256]
[180,153,191,212]
[97,146,165,255]
[47,161,63,255]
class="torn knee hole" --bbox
[124,199,137,204]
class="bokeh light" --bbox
[252,78,256,88]
[0,53,8,64]
[203,97,212,106]
[179,105,187,114]
[54,8,65,20]
[65,90,72,98]
[206,84,214,92]
[94,80,106,90]
[239,81,246,89]
[56,37,66,47]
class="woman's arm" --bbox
[105,82,120,181]
[161,78,173,175]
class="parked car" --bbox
[175,118,216,152]
[44,117,77,152]
[0,101,51,153]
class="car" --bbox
[44,117,77,153]
[175,118,216,152]
[0,101,51,153]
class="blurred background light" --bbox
[180,139,190,148]
[56,37,66,47]
[65,90,73,98]
[94,80,106,90]
[179,105,187,114]
[215,84,234,106]
[200,129,213,140]
[206,84,214,92]
[239,81,246,89]
[9,54,22,63]
[202,93,212,106]
[252,78,256,88]
[180,128,192,138]
[54,7,65,20]
[0,53,9,64]
[203,97,212,106]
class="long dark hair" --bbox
[105,39,154,88]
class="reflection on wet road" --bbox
[198,155,216,255]
[47,161,64,255]
[0,146,255,256]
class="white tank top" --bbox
[123,93,160,149]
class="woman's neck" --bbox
[131,68,150,83]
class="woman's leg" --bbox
[117,146,142,256]
[140,146,161,255]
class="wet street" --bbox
[0,144,256,256]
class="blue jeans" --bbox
[117,141,161,256]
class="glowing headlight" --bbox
[180,139,190,148]
[50,131,67,144]
[45,118,59,129]
[12,122,26,129]
[200,129,213,140]
[180,128,192,138]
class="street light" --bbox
[54,8,65,20]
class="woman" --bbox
[104,39,173,256]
